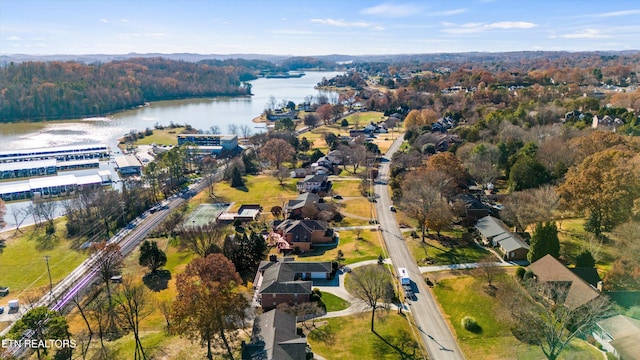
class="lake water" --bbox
[0,71,342,230]
[0,71,343,151]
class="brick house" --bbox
[272,219,334,252]
[255,256,332,311]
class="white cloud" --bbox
[441,21,536,34]
[360,3,421,18]
[597,9,640,17]
[99,18,108,23]
[560,29,607,39]
[429,8,468,17]
[120,19,129,23]
[311,18,384,30]
[7,36,22,41]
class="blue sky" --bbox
[2,0,640,55]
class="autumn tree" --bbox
[401,169,449,242]
[139,240,167,274]
[425,197,454,236]
[465,143,501,188]
[178,223,227,257]
[260,138,295,169]
[604,258,640,291]
[172,254,249,360]
[348,264,394,332]
[115,280,151,360]
[316,103,333,125]
[527,222,560,263]
[559,149,640,237]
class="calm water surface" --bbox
[0,71,342,151]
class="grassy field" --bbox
[294,228,384,265]
[212,174,299,213]
[331,179,362,198]
[321,292,350,312]
[556,217,617,272]
[308,313,424,360]
[405,230,490,266]
[432,274,604,360]
[0,219,88,307]
[133,127,187,146]
[340,198,376,220]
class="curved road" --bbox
[375,136,465,360]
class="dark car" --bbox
[333,194,343,199]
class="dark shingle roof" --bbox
[243,309,308,360]
[528,254,600,309]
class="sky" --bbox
[1,0,640,56]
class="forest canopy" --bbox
[0,57,258,122]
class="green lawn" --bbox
[321,292,350,312]
[212,174,299,212]
[343,111,386,126]
[308,313,424,360]
[331,179,363,198]
[295,229,383,265]
[557,217,617,272]
[133,127,187,146]
[432,274,604,360]
[0,219,88,305]
[405,230,490,266]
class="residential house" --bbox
[475,216,529,261]
[290,168,311,178]
[254,256,332,310]
[272,219,334,252]
[592,315,640,360]
[284,192,331,219]
[452,193,490,219]
[296,174,330,193]
[267,109,297,121]
[242,309,310,360]
[528,254,601,309]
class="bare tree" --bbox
[10,206,30,235]
[477,254,503,288]
[157,298,173,335]
[178,223,227,257]
[91,242,123,336]
[239,124,252,140]
[504,280,612,360]
[349,264,394,332]
[115,279,151,360]
[227,123,239,136]
[401,169,446,242]
[71,294,93,359]
[275,166,290,186]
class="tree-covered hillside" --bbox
[0,57,257,122]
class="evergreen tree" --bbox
[575,250,596,268]
[231,167,244,188]
[139,240,167,273]
[527,221,560,263]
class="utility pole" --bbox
[44,255,53,301]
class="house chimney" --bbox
[597,281,604,292]
[269,254,277,262]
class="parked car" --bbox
[333,194,343,199]
[0,306,4,314]
[389,205,396,212]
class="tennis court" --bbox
[183,203,230,227]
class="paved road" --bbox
[375,135,465,360]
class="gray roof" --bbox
[275,219,328,242]
[475,216,509,239]
[258,259,331,295]
[285,193,320,211]
[497,234,529,253]
[243,309,308,360]
[597,315,640,340]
